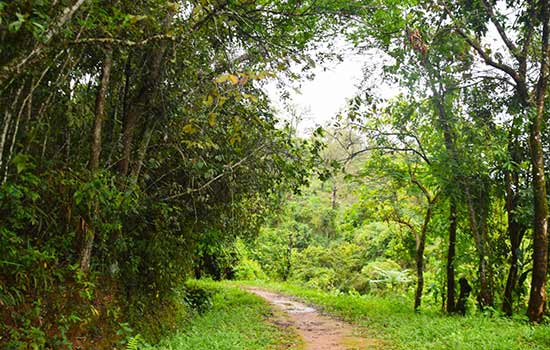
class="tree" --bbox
[438,0,550,322]
[345,0,549,320]
[357,144,439,310]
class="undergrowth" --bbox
[147,280,302,350]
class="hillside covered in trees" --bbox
[2,0,550,349]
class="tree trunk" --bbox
[408,178,437,311]
[79,47,113,274]
[78,217,93,274]
[526,102,549,322]
[331,179,337,210]
[283,234,294,281]
[431,86,460,314]
[527,0,550,324]
[503,247,520,315]
[118,51,165,175]
[2,94,25,184]
[90,46,113,171]
[465,187,493,308]
[414,204,433,311]
[414,243,425,311]
[456,277,472,315]
[118,16,171,175]
[130,120,156,180]
[118,105,138,175]
[502,157,526,315]
[0,86,24,175]
[0,109,13,173]
[446,199,457,313]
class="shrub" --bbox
[234,258,267,280]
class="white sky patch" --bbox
[265,40,398,136]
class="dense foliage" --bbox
[0,0,335,347]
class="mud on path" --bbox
[245,287,382,350]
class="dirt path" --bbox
[245,287,379,350]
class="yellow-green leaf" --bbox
[229,136,241,145]
[208,113,217,127]
[182,124,198,134]
[243,93,258,102]
[215,74,230,83]
[215,73,241,85]
[204,94,214,106]
[228,74,240,85]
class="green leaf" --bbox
[12,154,31,174]
[8,16,24,32]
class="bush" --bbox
[182,281,215,313]
[301,267,337,290]
[290,242,367,292]
[234,258,267,280]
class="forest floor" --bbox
[244,287,384,350]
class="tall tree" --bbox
[439,0,550,322]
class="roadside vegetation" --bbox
[238,281,550,350]
[144,280,302,350]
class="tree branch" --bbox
[69,34,175,47]
[479,0,519,59]
[440,1,523,89]
[162,144,265,201]
[0,0,88,86]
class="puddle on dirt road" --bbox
[269,299,317,314]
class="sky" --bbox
[264,41,397,135]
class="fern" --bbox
[126,334,142,350]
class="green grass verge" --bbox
[234,280,550,350]
[149,280,301,350]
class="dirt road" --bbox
[245,287,380,350]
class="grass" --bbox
[234,280,550,350]
[148,280,302,350]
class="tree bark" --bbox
[78,217,93,274]
[414,202,433,311]
[79,47,113,274]
[90,46,113,171]
[446,199,457,313]
[502,243,520,315]
[0,110,13,172]
[502,142,526,316]
[118,47,166,175]
[0,86,24,174]
[130,120,155,180]
[430,84,461,314]
[465,186,493,308]
[118,13,172,175]
[527,0,550,324]
[398,177,437,311]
